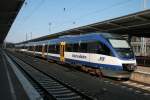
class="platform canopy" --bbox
[0,0,24,43]
[23,9,150,43]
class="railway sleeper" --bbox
[47,87,68,91]
[56,96,82,100]
[50,90,73,94]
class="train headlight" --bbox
[122,64,136,71]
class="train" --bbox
[15,33,137,78]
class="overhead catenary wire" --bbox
[9,0,46,41]
[22,0,46,23]
[55,0,131,28]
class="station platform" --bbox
[130,66,150,85]
[0,49,42,100]
[0,50,29,100]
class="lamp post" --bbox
[26,33,28,41]
[49,22,52,33]
[30,32,32,40]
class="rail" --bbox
[6,51,93,100]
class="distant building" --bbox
[131,37,150,56]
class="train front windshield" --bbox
[109,39,134,59]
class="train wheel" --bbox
[96,69,103,78]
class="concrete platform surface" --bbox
[130,66,150,85]
[0,50,29,100]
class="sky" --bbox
[5,0,150,43]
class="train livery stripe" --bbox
[47,53,60,57]
[22,50,136,68]
[65,58,123,70]
[64,52,121,66]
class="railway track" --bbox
[5,51,149,100]
[7,52,93,100]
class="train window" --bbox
[33,46,35,51]
[54,45,57,53]
[48,45,55,53]
[27,46,29,50]
[28,46,30,50]
[32,46,34,51]
[98,43,111,56]
[24,46,27,49]
[72,43,79,52]
[35,46,38,52]
[56,44,60,54]
[88,41,111,56]
[66,43,73,52]
[36,45,40,52]
[31,46,33,51]
[45,45,48,52]
[29,46,32,51]
[39,45,42,52]
[88,41,100,53]
[79,42,87,53]
[48,45,51,53]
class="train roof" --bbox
[16,33,125,46]
[47,32,123,44]
[58,32,123,39]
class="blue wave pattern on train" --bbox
[15,33,137,78]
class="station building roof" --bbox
[21,9,150,43]
[0,0,24,43]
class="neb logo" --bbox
[98,57,105,61]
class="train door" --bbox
[60,42,65,62]
[42,44,45,58]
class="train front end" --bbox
[106,38,137,78]
[109,39,136,70]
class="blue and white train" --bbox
[15,33,137,78]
